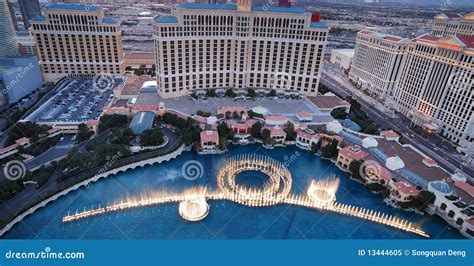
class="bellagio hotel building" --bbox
[30,4,124,82]
[153,0,328,99]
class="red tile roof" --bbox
[200,130,219,142]
[267,127,286,136]
[444,13,461,18]
[454,181,474,198]
[308,96,349,109]
[339,145,369,161]
[15,137,30,146]
[458,36,474,49]
[381,130,400,139]
[392,181,419,195]
[422,157,438,167]
[384,36,403,42]
[364,161,392,182]
[419,35,439,42]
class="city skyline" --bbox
[0,0,473,256]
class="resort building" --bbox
[16,32,37,56]
[330,49,354,71]
[392,34,474,152]
[362,161,392,185]
[0,137,31,159]
[428,178,474,238]
[0,0,19,57]
[295,128,320,150]
[18,0,41,30]
[200,130,219,151]
[30,4,125,82]
[432,12,474,37]
[153,0,328,98]
[226,119,257,135]
[388,180,421,202]
[348,30,408,100]
[266,127,286,145]
[124,52,155,72]
[336,145,369,170]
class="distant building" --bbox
[16,31,37,56]
[30,4,125,82]
[336,145,369,171]
[130,111,155,134]
[200,130,219,151]
[18,0,41,30]
[0,0,19,57]
[124,52,155,71]
[432,12,474,37]
[0,56,43,106]
[349,30,407,101]
[330,49,354,71]
[393,34,474,153]
[153,0,328,98]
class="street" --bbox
[320,63,473,179]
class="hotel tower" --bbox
[153,0,328,98]
[30,4,124,82]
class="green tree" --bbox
[140,128,164,146]
[217,122,234,141]
[331,107,348,119]
[247,88,256,98]
[206,89,217,98]
[225,88,236,98]
[99,114,129,132]
[283,122,296,141]
[250,122,262,139]
[310,141,321,154]
[321,140,339,158]
[349,160,364,181]
[267,89,276,97]
[77,123,93,142]
[8,121,51,144]
[261,128,271,143]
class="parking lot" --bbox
[26,78,121,124]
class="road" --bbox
[0,126,181,229]
[320,66,473,179]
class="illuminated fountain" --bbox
[179,188,210,221]
[307,177,340,206]
[62,155,429,238]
